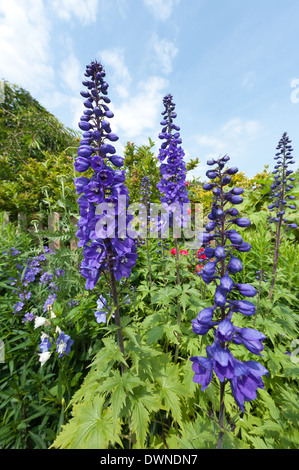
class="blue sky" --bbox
[1,0,299,180]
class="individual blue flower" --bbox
[19,291,32,301]
[55,332,74,358]
[94,311,107,323]
[43,294,57,312]
[112,253,139,281]
[191,307,216,335]
[189,356,213,391]
[206,340,246,382]
[39,333,52,353]
[232,326,266,355]
[13,301,24,313]
[229,361,268,412]
[233,283,257,297]
[215,316,234,343]
[22,312,35,323]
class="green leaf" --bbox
[156,364,189,426]
[52,396,122,449]
[131,399,150,448]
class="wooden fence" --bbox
[3,211,77,251]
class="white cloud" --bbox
[143,0,180,21]
[51,0,99,25]
[241,71,256,90]
[99,48,132,99]
[98,48,168,143]
[0,0,54,93]
[111,75,168,142]
[70,96,84,129]
[152,34,179,74]
[193,117,262,178]
[220,118,260,140]
[60,51,82,94]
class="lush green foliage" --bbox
[48,209,299,449]
[0,82,79,218]
[2,179,297,449]
[0,83,298,450]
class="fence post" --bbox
[48,212,60,251]
[70,216,77,251]
[18,212,28,231]
[3,212,9,225]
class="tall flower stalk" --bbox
[74,60,138,373]
[156,94,190,362]
[268,132,297,299]
[190,155,268,448]
[140,176,153,287]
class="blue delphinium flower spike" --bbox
[190,155,268,412]
[75,61,138,290]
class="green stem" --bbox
[269,144,286,300]
[216,381,226,449]
[174,238,181,363]
[108,258,126,375]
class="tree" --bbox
[0,81,79,218]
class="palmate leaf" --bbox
[151,285,178,306]
[98,369,144,426]
[52,396,122,449]
[169,414,219,449]
[156,363,190,426]
[130,385,162,449]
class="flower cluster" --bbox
[268,132,297,229]
[156,94,190,232]
[38,326,74,366]
[190,156,268,412]
[74,61,138,289]
[2,246,60,318]
[196,247,206,272]
[0,246,74,366]
[94,294,112,324]
[140,176,152,207]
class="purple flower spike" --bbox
[156,94,190,233]
[190,154,267,413]
[75,61,138,289]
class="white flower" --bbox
[38,351,51,366]
[34,316,50,329]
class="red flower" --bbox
[196,264,204,272]
[170,248,177,255]
[179,249,189,255]
[197,248,206,260]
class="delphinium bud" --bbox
[74,61,138,290]
[156,94,190,362]
[268,132,297,298]
[156,94,190,234]
[190,155,268,422]
[268,132,297,229]
[140,176,151,234]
